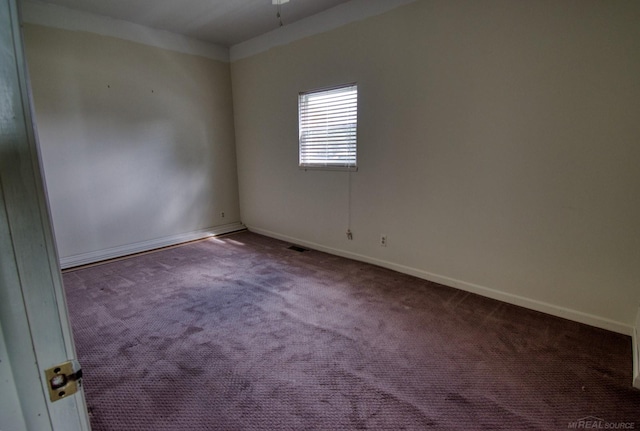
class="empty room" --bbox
[1,0,640,430]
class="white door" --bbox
[0,0,91,429]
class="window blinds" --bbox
[298,84,358,170]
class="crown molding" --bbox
[230,0,416,62]
[21,0,229,62]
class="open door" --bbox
[0,0,91,429]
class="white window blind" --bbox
[298,83,358,170]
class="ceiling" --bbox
[30,0,353,47]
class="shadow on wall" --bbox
[24,24,238,259]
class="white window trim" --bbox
[298,83,358,172]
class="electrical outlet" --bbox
[380,235,387,247]
[346,229,353,240]
[220,211,225,218]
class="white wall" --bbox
[231,0,640,333]
[23,24,241,266]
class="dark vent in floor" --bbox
[288,245,308,253]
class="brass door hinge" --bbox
[44,360,83,402]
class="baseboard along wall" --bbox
[60,223,639,388]
[247,226,633,337]
[59,222,245,269]
[249,227,640,388]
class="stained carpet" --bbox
[62,231,640,430]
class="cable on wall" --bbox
[346,170,353,240]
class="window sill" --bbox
[299,165,358,172]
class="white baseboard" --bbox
[60,222,245,269]
[633,308,639,389]
[248,225,633,336]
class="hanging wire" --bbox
[277,2,284,27]
[348,171,352,228]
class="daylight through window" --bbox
[298,83,358,170]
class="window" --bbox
[298,83,358,171]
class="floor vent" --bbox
[288,245,308,253]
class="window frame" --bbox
[298,83,358,172]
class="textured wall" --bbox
[231,0,640,331]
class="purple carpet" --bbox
[62,231,640,430]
